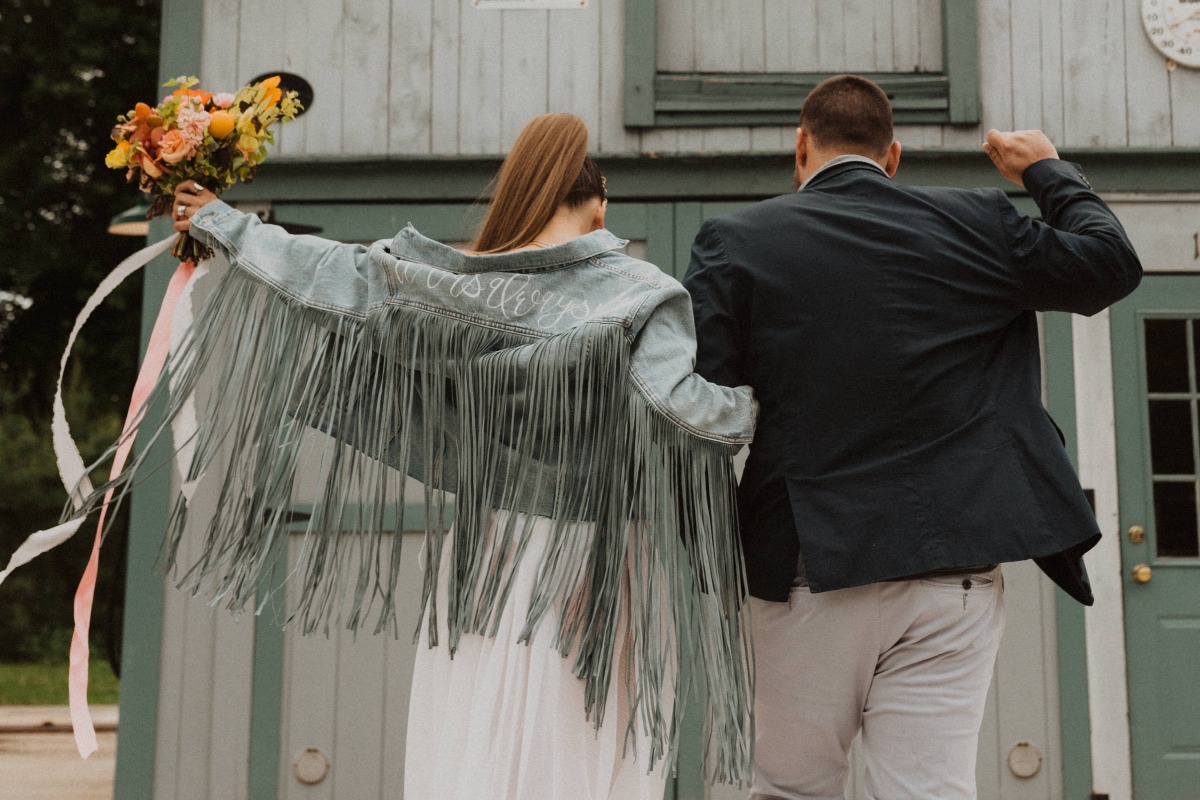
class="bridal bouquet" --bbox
[105,75,302,262]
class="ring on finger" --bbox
[177,204,187,218]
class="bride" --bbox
[164,111,755,799]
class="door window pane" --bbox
[1145,319,1190,393]
[1154,481,1200,557]
[1149,400,1197,475]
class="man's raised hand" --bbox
[982,129,1059,188]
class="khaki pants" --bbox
[749,568,1004,800]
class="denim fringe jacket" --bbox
[71,200,758,782]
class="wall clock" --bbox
[1143,0,1200,67]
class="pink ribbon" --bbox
[69,259,196,758]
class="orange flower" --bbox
[133,102,153,119]
[135,152,164,179]
[158,129,195,164]
[262,87,283,109]
[208,110,236,139]
[259,75,281,90]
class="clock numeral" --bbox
[1151,26,1165,34]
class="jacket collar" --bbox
[800,156,890,192]
[388,226,628,273]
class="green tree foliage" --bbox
[0,0,160,666]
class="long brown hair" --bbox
[472,113,604,254]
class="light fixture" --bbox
[108,200,151,236]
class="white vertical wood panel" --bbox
[598,0,641,153]
[429,0,461,154]
[762,0,791,71]
[458,0,504,154]
[749,126,791,152]
[658,0,694,72]
[1062,0,1128,147]
[897,124,945,149]
[789,0,820,71]
[1123,1,1172,146]
[378,532,424,793]
[299,0,346,155]
[872,0,895,72]
[677,128,706,153]
[280,538,340,800]
[977,0,1014,133]
[701,127,753,153]
[389,0,434,154]
[331,600,388,799]
[201,0,241,90]
[342,0,392,156]
[694,0,742,72]
[841,0,874,71]
[1169,68,1200,146]
[171,569,218,797]
[976,678,1002,797]
[207,613,255,800]
[500,11,549,148]
[993,561,1056,799]
[818,1,847,72]
[548,4,601,128]
[892,0,920,71]
[1038,0,1066,143]
[740,0,766,71]
[639,127,680,155]
[917,0,943,71]
[1072,310,1134,800]
[1009,0,1043,129]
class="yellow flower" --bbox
[105,140,131,169]
[237,133,261,154]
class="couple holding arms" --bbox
[165,74,1139,799]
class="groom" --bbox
[684,74,1141,799]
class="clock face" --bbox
[1143,0,1200,67]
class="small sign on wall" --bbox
[474,0,587,9]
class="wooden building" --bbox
[115,1,1200,798]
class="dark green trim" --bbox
[622,0,980,128]
[115,0,202,789]
[227,149,1200,206]
[942,0,981,122]
[247,575,286,800]
[1044,311,1094,800]
[623,0,657,127]
[652,72,954,127]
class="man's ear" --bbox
[883,140,902,177]
[795,127,809,169]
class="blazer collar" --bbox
[800,156,890,192]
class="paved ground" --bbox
[0,706,117,800]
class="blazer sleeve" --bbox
[189,199,375,313]
[628,280,756,446]
[682,219,749,388]
[1002,159,1142,316]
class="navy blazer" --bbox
[684,159,1142,605]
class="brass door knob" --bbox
[1128,524,1145,544]
[1132,563,1153,584]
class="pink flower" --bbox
[212,93,235,109]
[158,129,195,164]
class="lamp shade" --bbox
[108,201,152,236]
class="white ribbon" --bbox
[0,235,178,586]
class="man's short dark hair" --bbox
[800,74,893,157]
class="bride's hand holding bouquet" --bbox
[105,74,302,261]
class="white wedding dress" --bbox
[404,510,669,800]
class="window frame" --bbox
[623,0,981,127]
